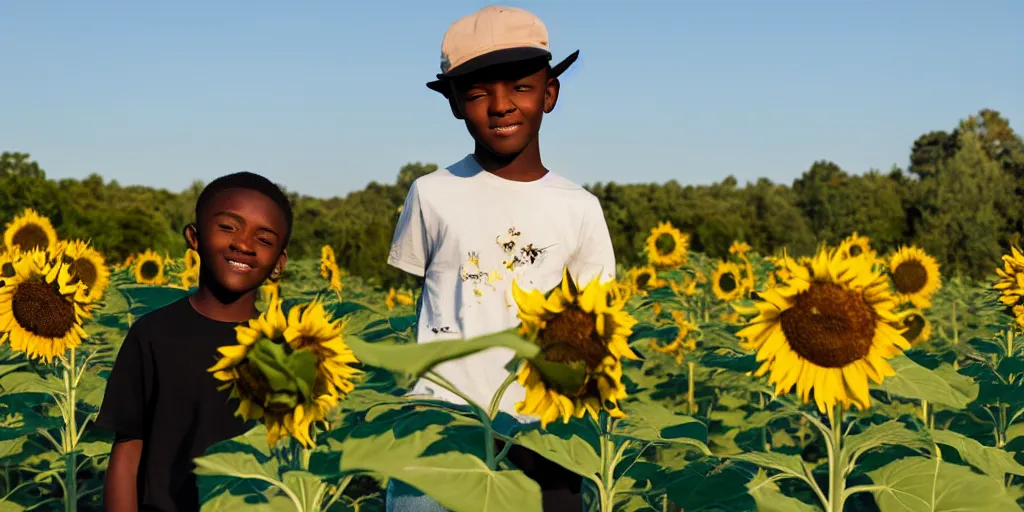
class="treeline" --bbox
[3,109,1023,287]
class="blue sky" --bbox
[2,0,1021,198]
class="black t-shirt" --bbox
[95,297,254,512]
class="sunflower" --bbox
[0,249,93,362]
[260,279,281,304]
[836,232,876,262]
[993,246,1024,308]
[3,208,58,255]
[177,248,200,290]
[645,221,689,268]
[385,288,414,310]
[895,309,932,346]
[59,240,110,302]
[649,311,698,364]
[626,265,663,295]
[208,298,361,448]
[736,246,909,419]
[888,246,941,308]
[729,241,751,256]
[711,260,745,302]
[511,267,639,427]
[133,249,167,285]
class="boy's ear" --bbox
[448,93,464,120]
[544,77,561,114]
[272,249,289,279]
[183,223,199,251]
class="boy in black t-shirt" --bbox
[96,172,292,512]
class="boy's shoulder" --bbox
[411,155,597,203]
[122,296,198,344]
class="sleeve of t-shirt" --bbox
[387,181,431,277]
[569,195,617,285]
[94,327,153,441]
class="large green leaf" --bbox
[746,469,821,512]
[615,401,711,454]
[512,428,602,479]
[346,330,539,380]
[875,356,978,409]
[194,452,281,483]
[930,429,1024,480]
[841,420,932,469]
[332,426,543,512]
[728,452,812,486]
[866,457,1021,512]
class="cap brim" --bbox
[426,49,580,96]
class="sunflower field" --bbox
[2,207,1024,512]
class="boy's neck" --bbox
[189,286,260,323]
[474,140,548,182]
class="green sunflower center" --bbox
[139,261,160,280]
[655,233,676,256]
[901,314,926,343]
[239,337,318,413]
[539,307,607,369]
[12,280,76,339]
[892,261,927,294]
[11,224,49,252]
[69,258,98,289]
[779,281,876,368]
[849,244,863,257]
[2,262,14,278]
[719,273,738,293]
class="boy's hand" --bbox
[105,439,143,511]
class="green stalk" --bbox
[828,404,845,512]
[424,372,498,469]
[63,348,79,512]
[686,362,696,415]
[951,300,959,345]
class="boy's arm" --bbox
[104,436,142,512]
[388,181,431,277]
[95,330,152,511]
[569,195,617,285]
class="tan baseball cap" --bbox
[426,5,579,95]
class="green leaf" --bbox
[746,469,821,512]
[841,420,932,469]
[245,338,318,410]
[281,471,325,512]
[199,490,296,512]
[525,358,587,396]
[76,441,112,458]
[615,401,711,454]
[512,428,602,479]
[930,429,1024,480]
[728,452,812,485]
[335,426,542,512]
[0,371,61,396]
[346,329,540,380]
[194,452,281,483]
[875,356,979,409]
[866,457,1021,512]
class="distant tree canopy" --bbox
[3,109,1023,286]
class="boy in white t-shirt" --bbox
[386,5,615,512]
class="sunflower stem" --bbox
[487,371,519,420]
[920,399,929,425]
[951,300,959,345]
[62,348,79,512]
[423,372,498,470]
[828,404,845,512]
[686,362,696,415]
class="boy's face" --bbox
[187,188,288,294]
[449,59,559,157]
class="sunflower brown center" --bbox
[69,258,98,289]
[849,245,863,257]
[892,261,927,294]
[719,273,737,293]
[902,314,926,342]
[235,361,286,412]
[12,281,76,338]
[635,273,652,289]
[1,263,13,278]
[655,234,676,256]
[140,261,160,280]
[11,225,49,252]
[779,281,876,368]
[538,307,607,369]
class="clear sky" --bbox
[2,0,1021,198]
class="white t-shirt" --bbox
[387,154,617,421]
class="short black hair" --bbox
[194,171,294,246]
